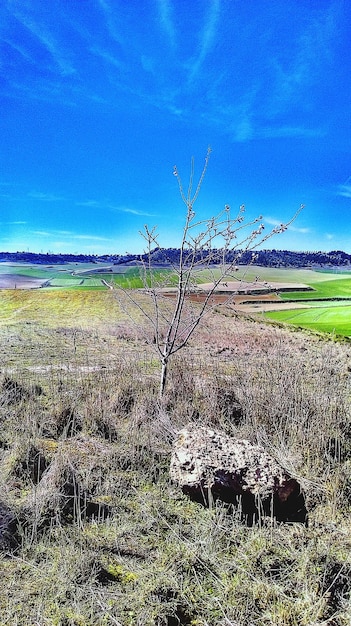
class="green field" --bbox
[280,277,351,299]
[265,304,351,336]
[196,265,351,285]
[0,262,178,290]
[258,271,351,337]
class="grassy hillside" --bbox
[0,290,124,327]
[0,290,351,624]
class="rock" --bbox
[170,426,307,523]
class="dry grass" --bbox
[0,300,351,625]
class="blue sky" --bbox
[0,0,350,255]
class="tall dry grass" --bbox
[0,310,350,624]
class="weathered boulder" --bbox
[170,427,307,523]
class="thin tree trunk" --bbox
[159,356,168,398]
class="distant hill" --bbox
[0,249,350,268]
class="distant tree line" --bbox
[0,249,350,268]
[140,247,351,268]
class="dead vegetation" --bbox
[0,308,351,624]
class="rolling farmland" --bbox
[1,261,351,337]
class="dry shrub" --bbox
[109,320,146,343]
[1,376,28,405]
[0,500,18,550]
[0,376,42,407]
[56,407,83,438]
[12,444,50,486]
[23,437,113,532]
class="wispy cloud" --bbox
[156,0,176,50]
[1,37,34,63]
[76,199,154,216]
[198,4,339,146]
[141,55,156,75]
[96,0,124,45]
[267,3,339,116]
[0,187,66,204]
[231,88,258,142]
[264,217,310,234]
[74,235,110,241]
[75,200,101,208]
[288,225,311,234]
[12,77,108,108]
[28,191,64,202]
[187,0,220,81]
[337,177,351,198]
[89,46,124,69]
[338,187,351,198]
[107,71,184,116]
[202,87,257,142]
[199,0,220,56]
[10,6,76,76]
[218,108,324,144]
[260,126,325,140]
[31,230,52,237]
[1,77,75,107]
[108,205,154,216]
[31,229,110,242]
[233,117,254,143]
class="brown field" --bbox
[163,280,312,313]
[197,280,310,292]
[0,274,46,289]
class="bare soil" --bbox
[0,274,46,289]
[162,281,313,313]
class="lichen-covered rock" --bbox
[170,426,307,523]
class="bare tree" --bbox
[115,147,303,397]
